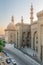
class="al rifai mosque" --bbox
[5,4,43,61]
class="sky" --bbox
[0,0,43,31]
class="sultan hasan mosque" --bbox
[5,4,43,61]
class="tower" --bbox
[21,16,23,24]
[21,16,24,31]
[11,16,14,24]
[21,16,23,30]
[21,16,24,47]
[30,3,34,24]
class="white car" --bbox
[10,58,16,65]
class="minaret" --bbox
[21,16,24,30]
[11,16,14,24]
[21,16,24,32]
[21,16,23,47]
[30,3,33,24]
[21,16,23,24]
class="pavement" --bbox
[4,44,41,65]
[18,47,41,63]
[20,47,37,56]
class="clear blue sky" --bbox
[0,0,43,28]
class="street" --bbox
[4,44,40,65]
[4,49,31,65]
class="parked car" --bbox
[6,58,11,64]
[9,58,16,65]
[2,50,9,57]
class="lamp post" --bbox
[17,30,18,48]
[21,16,23,47]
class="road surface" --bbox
[4,48,34,65]
[4,44,40,65]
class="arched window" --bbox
[33,31,38,51]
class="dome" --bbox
[5,16,16,31]
[37,10,43,17]
[7,22,15,30]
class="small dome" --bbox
[5,22,16,31]
[5,16,16,31]
[7,22,15,30]
[37,10,43,17]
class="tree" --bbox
[2,40,6,47]
[0,40,5,52]
[0,45,3,52]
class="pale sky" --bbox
[0,0,43,29]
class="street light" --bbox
[17,30,18,48]
[21,16,23,47]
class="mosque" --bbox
[5,4,43,61]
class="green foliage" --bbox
[2,40,6,47]
[0,39,6,52]
[0,45,3,52]
[0,40,3,46]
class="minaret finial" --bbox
[21,16,23,23]
[30,3,34,24]
[11,16,14,23]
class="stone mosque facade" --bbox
[5,16,31,48]
[5,4,43,61]
[5,16,17,44]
